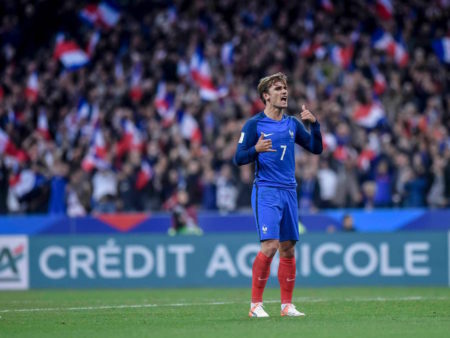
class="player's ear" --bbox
[263,92,270,102]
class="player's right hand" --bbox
[255,133,277,153]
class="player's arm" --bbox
[233,119,276,166]
[294,105,323,154]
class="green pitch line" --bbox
[0,288,449,338]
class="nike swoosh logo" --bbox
[286,278,295,282]
[258,277,269,281]
[262,133,273,137]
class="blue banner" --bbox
[22,232,449,288]
[1,209,450,234]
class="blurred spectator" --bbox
[298,165,320,213]
[334,160,362,208]
[216,163,238,213]
[342,214,356,232]
[373,160,392,207]
[236,165,253,210]
[317,157,337,209]
[0,156,8,213]
[48,161,69,214]
[92,163,117,213]
[0,0,448,215]
[167,189,202,236]
[66,169,91,217]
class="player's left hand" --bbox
[300,104,316,123]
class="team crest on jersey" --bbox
[289,129,294,138]
[262,225,268,234]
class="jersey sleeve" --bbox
[233,118,259,166]
[293,118,323,154]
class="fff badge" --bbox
[0,236,29,290]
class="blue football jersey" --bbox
[233,112,322,189]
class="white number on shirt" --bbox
[280,145,287,160]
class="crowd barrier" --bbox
[0,209,449,235]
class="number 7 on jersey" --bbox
[280,145,287,160]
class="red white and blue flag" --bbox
[330,45,354,69]
[372,29,395,50]
[37,109,51,140]
[179,112,202,143]
[25,72,39,102]
[432,38,450,64]
[136,160,153,190]
[372,29,408,67]
[0,129,27,165]
[54,37,90,70]
[353,102,385,129]
[80,1,120,29]
[93,126,107,158]
[154,81,176,125]
[129,62,143,102]
[375,0,394,20]
[190,46,227,101]
[86,31,100,57]
[370,64,387,95]
[299,40,326,59]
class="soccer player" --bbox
[233,72,322,317]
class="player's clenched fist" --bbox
[255,133,277,153]
[299,104,316,123]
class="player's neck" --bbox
[264,106,283,121]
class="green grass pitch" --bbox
[1,287,449,338]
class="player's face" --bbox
[266,81,288,109]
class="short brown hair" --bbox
[257,72,288,104]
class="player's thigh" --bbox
[251,186,282,240]
[279,189,299,242]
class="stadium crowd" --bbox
[0,0,449,216]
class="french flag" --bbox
[80,2,120,29]
[371,64,387,95]
[123,120,143,150]
[129,62,143,102]
[179,112,202,143]
[0,129,12,155]
[93,126,107,158]
[392,35,409,67]
[25,72,39,102]
[190,46,227,101]
[37,109,51,140]
[372,29,395,51]
[375,0,393,20]
[135,160,153,190]
[154,81,176,125]
[372,29,408,67]
[97,1,121,29]
[353,102,385,129]
[79,4,98,26]
[86,31,100,57]
[432,38,450,64]
[53,38,90,70]
[330,45,354,69]
[81,149,109,172]
[0,129,27,164]
[299,40,326,59]
[115,119,144,157]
